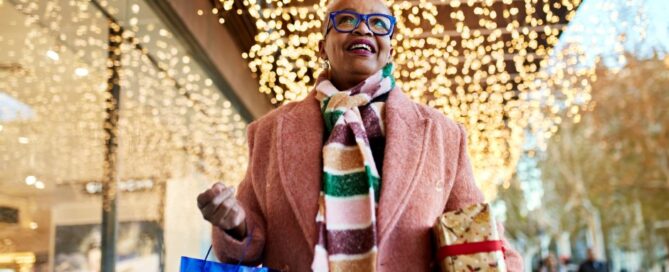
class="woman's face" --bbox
[320,0,393,86]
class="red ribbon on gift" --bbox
[437,240,504,261]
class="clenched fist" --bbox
[197,183,247,239]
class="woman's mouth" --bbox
[346,39,376,56]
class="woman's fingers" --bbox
[201,191,231,220]
[196,187,216,209]
[229,205,246,228]
[213,193,241,229]
[197,182,227,208]
[220,203,246,230]
[197,182,245,230]
[213,194,236,224]
[212,186,235,206]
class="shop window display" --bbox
[0,1,249,271]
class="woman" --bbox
[197,0,523,271]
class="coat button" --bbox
[435,180,444,192]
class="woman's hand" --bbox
[197,182,247,240]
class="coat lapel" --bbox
[377,88,432,244]
[277,91,323,250]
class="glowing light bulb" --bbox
[46,50,59,61]
[25,176,37,185]
[75,67,89,77]
[18,137,29,144]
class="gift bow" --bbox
[437,240,505,261]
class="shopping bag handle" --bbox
[202,225,255,272]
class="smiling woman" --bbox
[198,0,522,271]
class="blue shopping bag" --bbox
[180,228,276,272]
[180,254,273,272]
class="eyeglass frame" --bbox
[324,10,397,37]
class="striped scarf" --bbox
[311,64,396,272]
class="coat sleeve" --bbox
[212,123,267,265]
[444,124,524,272]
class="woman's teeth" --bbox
[349,43,372,52]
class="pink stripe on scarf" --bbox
[360,72,384,95]
[325,195,374,227]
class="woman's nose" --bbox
[352,20,373,36]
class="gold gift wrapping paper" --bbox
[433,203,506,272]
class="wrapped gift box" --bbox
[433,203,506,272]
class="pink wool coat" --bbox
[212,89,523,271]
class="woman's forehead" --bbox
[327,0,391,15]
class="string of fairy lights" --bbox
[0,0,249,201]
[0,0,646,203]
[203,0,602,199]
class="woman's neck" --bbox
[329,73,366,91]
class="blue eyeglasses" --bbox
[326,10,397,36]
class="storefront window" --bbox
[0,1,249,271]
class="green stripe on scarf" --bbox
[321,97,331,115]
[382,63,396,89]
[323,109,345,133]
[323,166,380,201]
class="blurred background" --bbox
[0,0,667,271]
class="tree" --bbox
[500,55,669,269]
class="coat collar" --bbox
[277,88,431,250]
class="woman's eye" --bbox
[372,19,388,29]
[340,16,356,24]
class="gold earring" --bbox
[322,60,331,71]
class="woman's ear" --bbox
[388,47,394,63]
[319,40,328,61]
